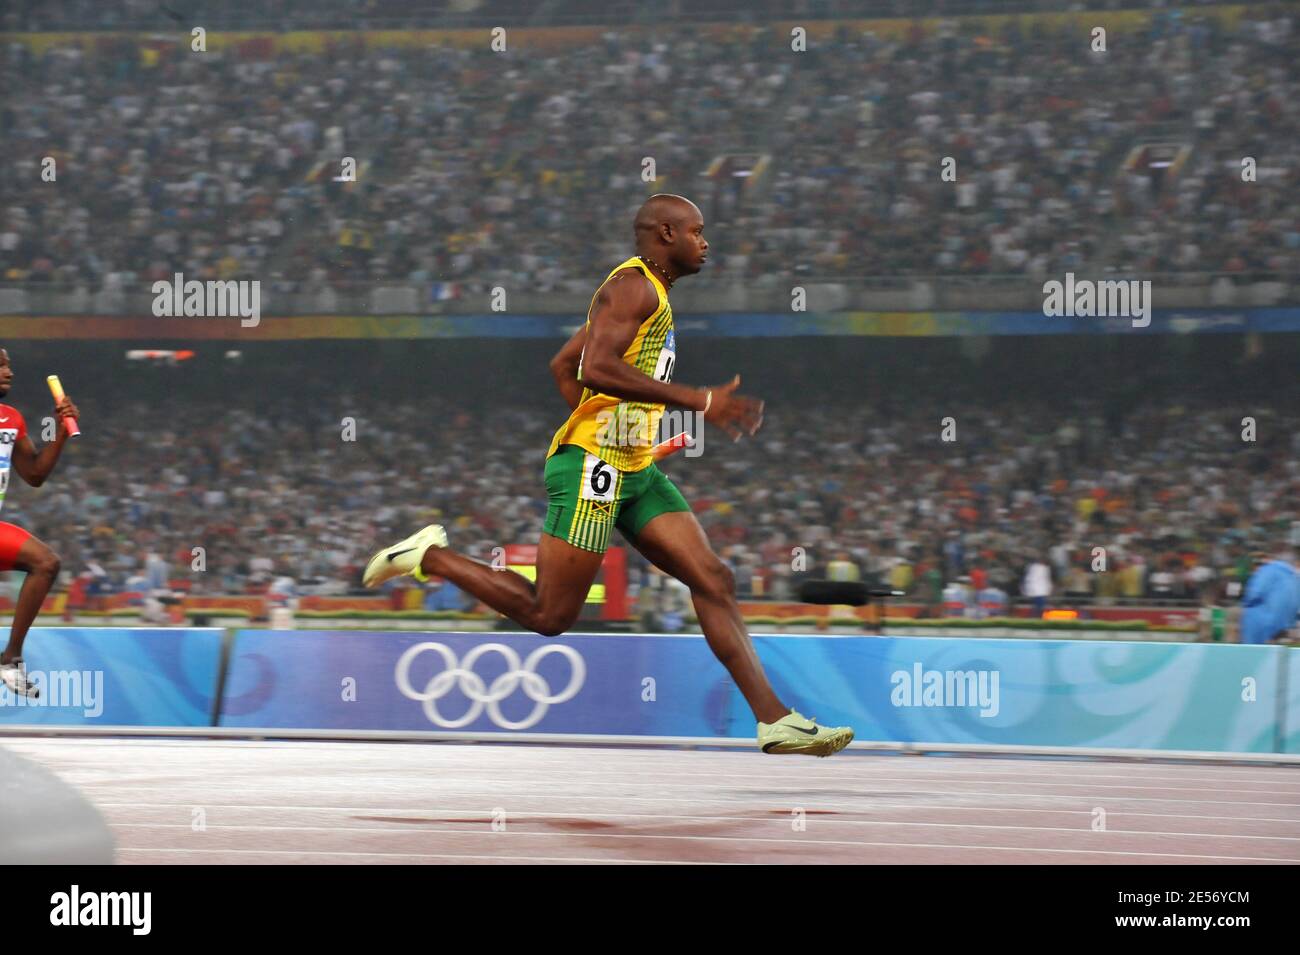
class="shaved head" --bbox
[632,194,708,282]
[634,194,699,241]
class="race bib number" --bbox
[0,429,14,507]
[580,453,618,503]
[653,328,676,383]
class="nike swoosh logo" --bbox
[762,741,784,753]
[387,547,418,561]
[790,725,818,735]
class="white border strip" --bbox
[0,725,1296,765]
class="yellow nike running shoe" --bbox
[362,524,448,589]
[757,709,854,757]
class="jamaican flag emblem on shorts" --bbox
[543,444,690,553]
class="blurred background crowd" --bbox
[0,338,1293,614]
[2,3,1296,295]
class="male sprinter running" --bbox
[366,194,852,756]
[0,348,79,697]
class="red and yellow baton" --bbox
[46,375,80,437]
[651,431,694,461]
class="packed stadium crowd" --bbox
[2,387,1293,610]
[2,4,1297,295]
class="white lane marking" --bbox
[88,800,1300,825]
[107,829,1298,863]
[114,848,711,864]
[66,781,1300,809]
[8,739,1298,781]
[68,769,1300,800]
[100,815,1300,842]
[14,749,1293,791]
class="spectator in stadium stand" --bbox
[1022,557,1053,618]
[917,561,944,619]
[1239,548,1300,645]
[1118,556,1145,600]
[1148,560,1177,598]
[423,577,469,613]
[1064,561,1093,598]
[144,551,169,593]
[827,551,861,583]
[977,583,1010,620]
[887,555,914,598]
[267,572,299,610]
[942,576,974,619]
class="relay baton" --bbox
[651,431,694,461]
[46,375,80,437]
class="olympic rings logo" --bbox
[394,642,586,730]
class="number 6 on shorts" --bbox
[581,453,618,502]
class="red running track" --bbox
[7,737,1299,865]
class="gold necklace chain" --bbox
[637,254,673,290]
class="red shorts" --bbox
[0,521,33,571]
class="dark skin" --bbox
[427,195,788,723]
[0,348,79,665]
